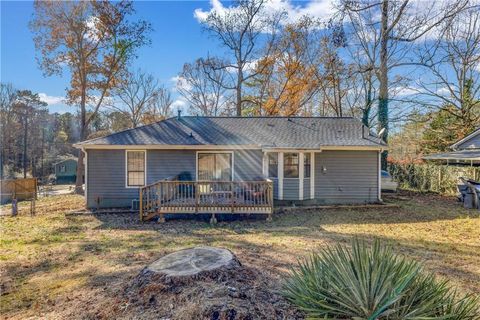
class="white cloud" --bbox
[38,93,65,105]
[266,0,335,24]
[85,16,100,41]
[171,75,193,92]
[194,0,335,27]
[171,98,187,110]
[393,86,420,97]
[170,75,181,84]
[436,87,450,96]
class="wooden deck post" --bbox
[158,213,165,223]
[267,180,273,222]
[231,181,234,213]
[195,182,199,214]
[139,188,143,222]
[210,213,217,225]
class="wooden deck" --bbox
[139,179,274,222]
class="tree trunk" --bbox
[23,114,28,179]
[41,128,45,179]
[378,0,389,170]
[362,75,373,127]
[74,87,87,195]
[236,63,243,116]
[0,146,4,179]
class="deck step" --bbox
[144,211,159,221]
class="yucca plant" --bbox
[282,240,479,319]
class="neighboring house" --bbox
[54,159,78,184]
[74,116,387,220]
[423,128,480,166]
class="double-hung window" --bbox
[126,151,146,187]
[284,153,299,178]
[267,153,278,178]
[197,153,232,181]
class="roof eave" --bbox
[75,144,386,151]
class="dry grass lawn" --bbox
[0,192,479,319]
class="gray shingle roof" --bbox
[423,150,480,161]
[77,116,386,148]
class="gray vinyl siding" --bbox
[303,178,311,199]
[234,149,263,181]
[272,178,279,199]
[86,148,380,208]
[314,150,379,204]
[87,149,196,208]
[86,148,264,208]
[283,179,299,200]
[87,150,138,208]
[147,150,196,182]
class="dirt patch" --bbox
[81,254,301,320]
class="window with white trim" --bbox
[267,153,278,178]
[126,151,145,187]
[198,153,232,181]
[284,153,299,178]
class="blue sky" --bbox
[1,0,467,118]
[1,0,342,114]
[1,1,228,113]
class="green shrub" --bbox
[282,240,479,319]
[388,163,480,195]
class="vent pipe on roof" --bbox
[177,109,182,119]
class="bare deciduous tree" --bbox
[142,85,173,124]
[30,0,151,193]
[200,0,284,115]
[177,58,233,116]
[112,70,163,128]
[338,0,469,168]
[248,17,320,116]
[414,7,480,136]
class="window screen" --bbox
[304,153,311,178]
[198,153,232,181]
[127,151,145,186]
[284,153,299,178]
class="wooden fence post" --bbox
[12,198,17,216]
[30,198,35,216]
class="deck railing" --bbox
[139,178,274,222]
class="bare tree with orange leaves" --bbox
[247,17,319,116]
[30,0,151,193]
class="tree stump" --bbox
[120,247,301,320]
[128,247,242,292]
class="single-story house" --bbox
[54,158,78,184]
[74,116,387,221]
[423,128,480,166]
